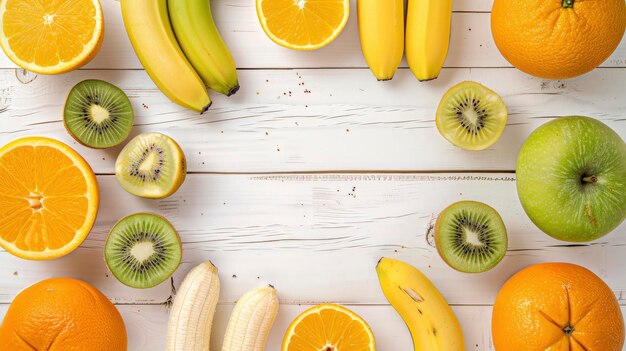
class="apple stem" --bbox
[582,175,598,183]
[563,0,574,8]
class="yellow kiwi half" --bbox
[115,132,186,199]
[436,81,508,151]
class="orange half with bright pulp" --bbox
[0,137,99,260]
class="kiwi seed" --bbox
[115,132,186,199]
[436,81,508,151]
[63,79,134,149]
[105,213,182,289]
[435,200,507,273]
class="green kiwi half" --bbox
[105,213,182,289]
[436,81,508,151]
[64,79,134,148]
[434,201,507,273]
[115,132,186,199]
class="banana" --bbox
[376,257,465,351]
[222,285,279,351]
[357,0,404,81]
[405,0,453,81]
[168,0,240,96]
[120,0,211,113]
[166,261,220,351]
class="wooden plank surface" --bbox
[1,68,624,173]
[1,0,625,349]
[1,174,625,306]
[0,0,624,70]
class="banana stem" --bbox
[227,85,240,97]
[563,0,574,8]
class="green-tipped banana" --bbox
[121,0,211,113]
[168,0,240,96]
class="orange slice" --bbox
[0,0,104,74]
[282,303,376,351]
[0,137,99,260]
[256,0,349,50]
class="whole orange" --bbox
[492,263,624,350]
[491,0,626,79]
[0,278,127,350]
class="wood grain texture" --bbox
[0,68,624,173]
[0,303,495,350]
[0,0,625,349]
[0,174,624,306]
[0,0,623,70]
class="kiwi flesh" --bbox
[436,81,508,151]
[115,132,186,199]
[105,213,182,289]
[434,201,507,273]
[64,79,134,148]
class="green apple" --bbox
[516,116,626,242]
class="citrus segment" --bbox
[256,0,349,50]
[0,137,99,260]
[0,0,104,74]
[283,303,376,351]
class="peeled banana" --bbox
[168,0,240,96]
[357,0,405,81]
[120,0,211,113]
[166,261,220,351]
[222,285,279,351]
[405,0,453,81]
[376,257,465,351]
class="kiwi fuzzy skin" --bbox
[434,205,461,272]
[434,200,508,273]
[157,137,187,199]
[104,212,182,289]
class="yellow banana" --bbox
[168,0,240,96]
[357,0,404,81]
[376,257,465,351]
[166,261,220,351]
[222,285,279,351]
[405,0,453,81]
[120,0,211,113]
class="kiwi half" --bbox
[105,213,182,289]
[434,201,507,273]
[436,81,507,151]
[64,79,134,148]
[115,132,186,199]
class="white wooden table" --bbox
[1,0,625,350]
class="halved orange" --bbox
[256,0,350,50]
[282,303,376,351]
[0,0,104,74]
[0,137,99,260]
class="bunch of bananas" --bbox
[358,0,453,81]
[121,0,239,113]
